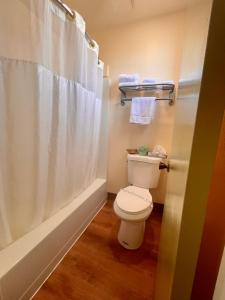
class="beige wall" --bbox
[91,11,185,202]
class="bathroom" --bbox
[0,0,225,299]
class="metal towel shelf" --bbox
[119,83,175,106]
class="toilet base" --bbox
[118,220,145,250]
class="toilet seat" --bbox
[114,186,154,248]
[116,186,153,215]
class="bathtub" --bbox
[0,178,107,300]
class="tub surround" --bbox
[0,179,107,300]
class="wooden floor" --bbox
[34,196,163,300]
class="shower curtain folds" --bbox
[0,0,104,249]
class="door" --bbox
[191,112,225,299]
[155,0,225,299]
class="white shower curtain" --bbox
[0,0,104,249]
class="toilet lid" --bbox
[116,186,153,215]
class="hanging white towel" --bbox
[129,97,156,125]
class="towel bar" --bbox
[119,83,175,106]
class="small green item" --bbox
[138,145,149,156]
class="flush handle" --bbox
[159,161,170,172]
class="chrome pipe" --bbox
[52,0,97,50]
[53,0,75,19]
[85,32,96,49]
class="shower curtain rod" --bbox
[53,0,75,19]
[53,0,96,49]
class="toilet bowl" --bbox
[114,185,153,250]
[113,154,161,249]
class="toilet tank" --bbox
[128,154,161,189]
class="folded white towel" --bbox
[142,78,158,84]
[119,73,140,83]
[129,97,156,125]
[119,81,139,87]
[141,79,174,85]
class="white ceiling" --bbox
[66,0,188,31]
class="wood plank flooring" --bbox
[33,196,163,300]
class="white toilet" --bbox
[114,154,161,250]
